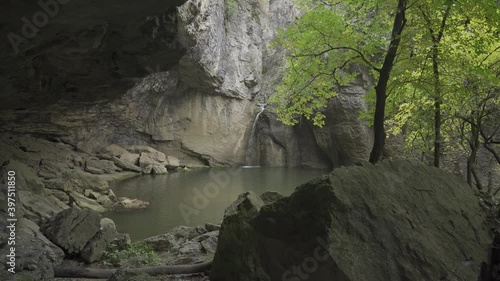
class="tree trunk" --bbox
[369,0,407,163]
[434,100,441,167]
[467,123,482,189]
[420,3,451,168]
[54,261,212,279]
[484,143,500,165]
[471,164,483,190]
[370,85,387,163]
[433,52,442,168]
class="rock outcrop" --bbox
[211,160,491,281]
[0,134,138,216]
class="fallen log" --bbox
[54,261,212,279]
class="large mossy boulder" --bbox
[210,160,492,281]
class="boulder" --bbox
[142,233,179,252]
[80,218,119,263]
[111,233,132,249]
[119,152,141,167]
[171,225,208,242]
[96,194,115,208]
[107,189,118,201]
[41,206,101,255]
[69,191,107,213]
[85,158,121,174]
[139,152,166,169]
[210,191,265,281]
[194,231,219,254]
[84,188,101,199]
[259,191,283,205]
[0,218,64,281]
[211,160,492,281]
[205,223,221,232]
[111,156,142,173]
[142,164,154,174]
[201,235,218,254]
[166,156,181,169]
[151,165,168,175]
[172,240,206,264]
[192,230,219,243]
[130,146,167,163]
[48,189,70,204]
[102,145,142,172]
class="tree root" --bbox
[54,261,212,279]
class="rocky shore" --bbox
[0,133,186,217]
[0,133,201,280]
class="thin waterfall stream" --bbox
[244,104,266,166]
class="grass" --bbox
[103,242,161,267]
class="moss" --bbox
[224,0,239,20]
[251,0,267,19]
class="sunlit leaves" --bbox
[270,1,399,126]
[385,0,500,157]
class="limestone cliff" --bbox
[0,0,372,168]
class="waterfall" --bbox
[244,105,266,167]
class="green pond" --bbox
[105,167,327,240]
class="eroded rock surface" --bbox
[211,160,491,281]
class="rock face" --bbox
[0,0,372,168]
[210,160,491,281]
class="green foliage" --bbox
[103,242,161,267]
[270,1,400,126]
[225,0,239,20]
[271,0,499,166]
[385,0,500,157]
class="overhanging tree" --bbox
[270,0,408,163]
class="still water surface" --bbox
[106,167,326,240]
